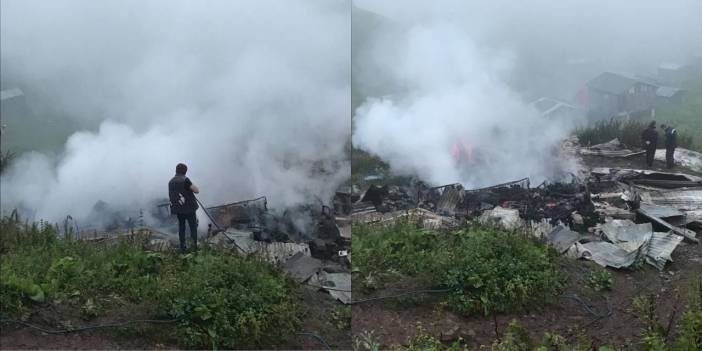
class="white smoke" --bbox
[352,0,702,187]
[0,0,350,224]
[353,22,573,187]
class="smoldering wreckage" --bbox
[353,137,702,272]
[54,194,353,304]
[14,137,702,306]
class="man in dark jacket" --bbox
[641,121,658,168]
[661,124,678,169]
[168,163,200,253]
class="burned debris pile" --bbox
[352,166,701,271]
[61,193,353,304]
[200,193,352,303]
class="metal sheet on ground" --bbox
[547,226,581,253]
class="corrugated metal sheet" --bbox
[638,204,684,219]
[646,232,683,271]
[646,189,702,211]
[434,184,463,215]
[600,220,653,252]
[580,241,646,269]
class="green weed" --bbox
[353,221,563,316]
[0,216,300,349]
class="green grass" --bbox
[0,216,300,349]
[352,221,563,316]
[576,76,702,152]
[634,278,702,351]
[575,118,699,152]
[655,78,702,149]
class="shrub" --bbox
[156,250,300,349]
[587,267,613,292]
[353,221,562,316]
[352,221,449,277]
[672,278,702,351]
[392,325,465,351]
[0,216,301,349]
[633,278,702,351]
[333,305,352,330]
[354,330,382,351]
[439,227,563,315]
[575,118,700,152]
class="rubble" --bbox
[547,226,581,254]
[655,147,702,172]
[351,157,701,271]
[479,207,523,230]
[579,138,645,158]
[637,206,698,243]
[308,271,352,304]
[578,241,645,269]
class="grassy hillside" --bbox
[0,217,300,349]
[656,78,702,150]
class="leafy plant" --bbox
[354,330,382,351]
[439,227,563,316]
[352,221,450,278]
[632,279,702,351]
[673,278,702,351]
[588,267,613,292]
[333,305,352,330]
[0,216,301,349]
[156,250,301,349]
[392,325,465,351]
[353,221,563,317]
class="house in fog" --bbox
[655,86,686,105]
[582,72,659,119]
[658,63,688,85]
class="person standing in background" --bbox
[661,124,678,169]
[641,121,658,168]
[168,163,200,253]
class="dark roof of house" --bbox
[587,72,656,95]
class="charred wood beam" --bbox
[637,207,699,244]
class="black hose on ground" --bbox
[296,332,332,350]
[0,318,178,335]
[307,283,454,304]
[3,317,333,350]
[561,293,613,320]
[193,196,246,252]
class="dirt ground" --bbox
[351,240,701,349]
[0,285,350,350]
[351,154,702,349]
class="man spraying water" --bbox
[168,163,200,253]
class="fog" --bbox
[0,0,350,225]
[352,0,702,187]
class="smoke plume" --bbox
[0,0,350,225]
[352,0,702,188]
